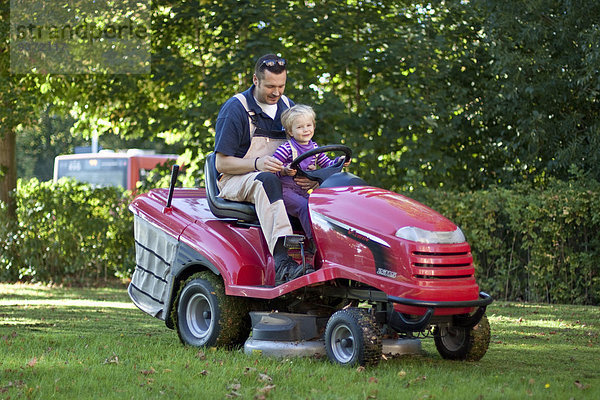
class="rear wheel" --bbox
[324,308,382,366]
[174,271,249,348]
[433,314,490,361]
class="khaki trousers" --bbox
[218,172,292,255]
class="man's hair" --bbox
[254,54,287,81]
[281,104,316,136]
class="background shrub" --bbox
[0,178,134,284]
[413,175,600,305]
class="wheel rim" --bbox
[330,324,355,363]
[439,326,467,351]
[186,293,212,339]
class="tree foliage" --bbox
[474,0,600,185]
[4,0,599,193]
[67,0,599,190]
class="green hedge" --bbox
[412,177,600,305]
[0,179,134,284]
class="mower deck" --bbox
[243,311,422,359]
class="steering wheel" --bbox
[288,145,352,184]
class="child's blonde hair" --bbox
[280,104,316,137]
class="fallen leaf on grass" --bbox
[226,385,242,398]
[256,384,276,395]
[141,367,156,375]
[368,377,378,383]
[199,370,209,376]
[1,380,26,393]
[26,357,38,368]
[404,376,427,388]
[574,380,590,390]
[258,373,272,382]
[226,381,242,397]
[367,388,379,399]
[103,354,119,365]
[356,366,365,373]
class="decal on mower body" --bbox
[311,212,389,247]
[311,211,393,274]
[376,267,397,279]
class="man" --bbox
[214,54,310,284]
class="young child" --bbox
[273,104,348,242]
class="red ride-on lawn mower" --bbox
[128,145,492,366]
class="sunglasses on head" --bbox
[261,58,286,68]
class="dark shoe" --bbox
[275,256,303,285]
[287,261,305,280]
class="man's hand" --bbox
[294,175,319,191]
[216,153,283,174]
[257,156,284,173]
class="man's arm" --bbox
[215,152,284,175]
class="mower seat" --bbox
[204,152,258,223]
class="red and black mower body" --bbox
[128,149,492,366]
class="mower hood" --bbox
[309,186,462,243]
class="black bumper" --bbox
[387,292,493,332]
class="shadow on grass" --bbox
[0,282,129,302]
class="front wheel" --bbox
[433,314,491,361]
[173,271,249,348]
[324,308,382,366]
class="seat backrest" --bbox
[204,153,258,223]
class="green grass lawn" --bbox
[1,283,598,399]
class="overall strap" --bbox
[234,93,257,137]
[234,93,291,138]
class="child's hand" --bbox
[340,156,351,168]
[282,166,297,177]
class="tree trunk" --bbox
[0,127,17,218]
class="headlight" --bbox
[395,226,466,244]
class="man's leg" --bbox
[218,172,303,283]
[218,172,292,253]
